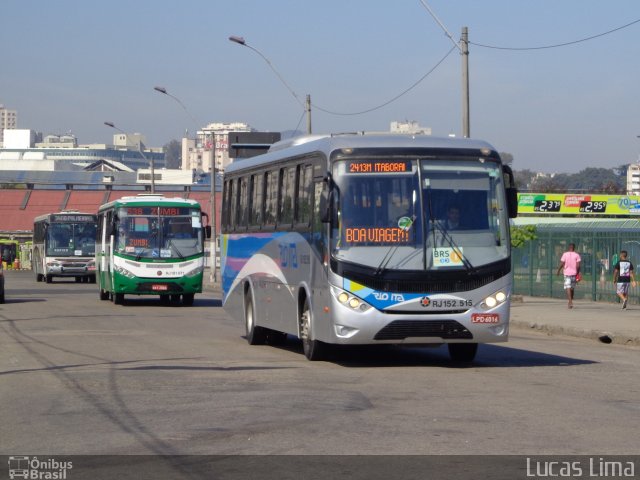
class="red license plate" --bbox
[151,284,168,291]
[471,313,500,324]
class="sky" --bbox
[1,0,639,173]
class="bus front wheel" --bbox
[245,292,267,345]
[182,293,194,306]
[300,298,327,361]
[448,343,478,363]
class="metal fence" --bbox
[512,220,640,304]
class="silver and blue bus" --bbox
[221,134,518,362]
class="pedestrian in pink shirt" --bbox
[556,243,581,309]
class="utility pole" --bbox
[306,94,312,134]
[461,26,470,138]
[210,132,217,283]
[417,3,471,138]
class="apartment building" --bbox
[0,104,18,147]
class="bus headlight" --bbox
[482,290,508,310]
[331,286,372,313]
[185,266,204,277]
[114,264,136,279]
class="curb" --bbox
[510,319,640,347]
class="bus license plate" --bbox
[471,313,499,323]
[152,284,168,291]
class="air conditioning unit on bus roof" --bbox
[268,134,329,152]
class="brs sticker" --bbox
[471,313,500,324]
[433,247,464,267]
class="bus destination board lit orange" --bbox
[126,207,189,216]
[345,227,410,244]
[348,160,410,173]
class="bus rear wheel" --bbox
[245,292,267,345]
[45,274,52,284]
[300,298,327,361]
[99,289,109,301]
[448,343,478,363]
[112,293,124,305]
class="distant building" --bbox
[181,122,280,172]
[228,131,281,160]
[0,129,164,171]
[627,164,640,195]
[0,103,17,147]
[390,121,432,135]
[181,122,253,173]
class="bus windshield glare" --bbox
[331,157,509,271]
[46,222,97,257]
[115,206,203,259]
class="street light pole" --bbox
[154,87,217,283]
[104,121,155,193]
[229,35,312,134]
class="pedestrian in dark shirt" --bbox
[613,250,636,309]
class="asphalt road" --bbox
[1,270,639,456]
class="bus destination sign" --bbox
[51,214,95,223]
[126,207,192,216]
[347,160,411,174]
[345,227,411,244]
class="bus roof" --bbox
[97,194,201,212]
[224,133,499,175]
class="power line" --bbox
[470,18,640,50]
[312,45,457,116]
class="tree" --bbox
[499,152,514,165]
[163,140,182,169]
[514,169,536,190]
[510,225,537,248]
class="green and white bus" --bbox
[96,194,210,306]
[32,211,98,283]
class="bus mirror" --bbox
[320,190,330,223]
[502,165,518,218]
[204,225,212,239]
[507,187,518,218]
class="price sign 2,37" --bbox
[534,200,561,212]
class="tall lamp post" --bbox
[153,86,218,283]
[229,35,312,134]
[104,121,155,193]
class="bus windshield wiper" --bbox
[430,218,474,271]
[374,215,419,274]
[424,181,473,271]
[169,240,185,259]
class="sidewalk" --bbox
[510,296,640,347]
[202,281,640,347]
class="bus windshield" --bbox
[46,222,97,257]
[331,157,510,271]
[115,206,203,259]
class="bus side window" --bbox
[279,167,295,226]
[296,164,312,226]
[264,171,277,227]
